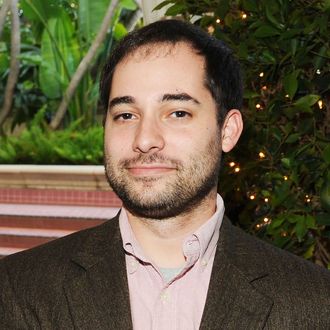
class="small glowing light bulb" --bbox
[241,13,247,19]
[229,161,236,167]
[256,103,261,109]
[250,195,256,200]
[207,26,215,34]
[318,100,323,109]
[264,198,269,203]
[259,72,264,77]
[283,176,288,181]
[261,85,267,90]
[216,18,221,23]
[259,151,266,159]
[263,217,270,223]
[234,167,240,173]
[316,69,321,75]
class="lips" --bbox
[126,165,176,176]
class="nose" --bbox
[133,117,165,154]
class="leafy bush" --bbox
[0,110,103,164]
[156,0,330,267]
[0,0,138,129]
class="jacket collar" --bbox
[200,217,273,329]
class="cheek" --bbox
[104,129,119,156]
[164,129,190,150]
[104,129,113,153]
[166,123,217,152]
[104,128,133,160]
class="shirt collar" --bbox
[185,194,224,266]
[119,194,225,269]
[119,208,148,263]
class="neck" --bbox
[126,190,218,268]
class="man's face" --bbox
[104,42,222,219]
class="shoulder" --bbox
[220,219,330,322]
[225,220,330,286]
[0,216,122,327]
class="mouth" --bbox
[126,165,177,177]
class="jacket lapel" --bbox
[200,218,273,329]
[63,216,133,329]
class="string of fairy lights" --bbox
[212,11,326,230]
[208,10,325,108]
[227,147,316,231]
[227,145,315,230]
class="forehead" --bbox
[110,42,207,96]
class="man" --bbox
[0,19,329,329]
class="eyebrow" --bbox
[109,96,135,109]
[108,92,200,110]
[161,93,200,104]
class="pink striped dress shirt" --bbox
[119,194,225,330]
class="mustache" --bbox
[119,153,182,168]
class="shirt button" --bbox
[128,258,138,273]
[160,289,170,303]
[201,259,207,266]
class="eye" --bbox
[113,113,136,121]
[170,110,191,118]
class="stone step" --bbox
[0,203,120,257]
[0,165,122,257]
[0,233,58,251]
[0,203,119,219]
[0,188,122,207]
[0,247,26,256]
[0,215,104,231]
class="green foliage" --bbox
[0,110,103,164]
[0,0,138,129]
[78,0,110,42]
[38,10,80,99]
[156,0,330,266]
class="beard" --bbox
[104,135,222,220]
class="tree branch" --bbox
[0,0,11,40]
[0,0,20,129]
[49,0,120,130]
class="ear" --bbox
[221,109,243,153]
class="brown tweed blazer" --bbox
[0,215,329,329]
